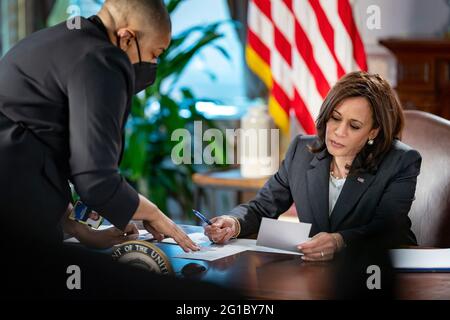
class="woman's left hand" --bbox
[77,224,139,249]
[62,203,139,249]
[297,232,345,261]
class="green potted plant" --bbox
[120,0,232,219]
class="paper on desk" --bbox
[162,232,210,245]
[390,249,450,269]
[256,218,312,253]
[137,230,155,241]
[64,228,154,244]
[174,242,248,261]
[174,238,302,261]
[232,239,302,255]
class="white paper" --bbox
[256,218,312,253]
[390,249,450,269]
[174,243,248,261]
[174,237,302,261]
[64,236,81,244]
[231,239,302,256]
[64,228,153,244]
[137,230,155,241]
[162,232,210,245]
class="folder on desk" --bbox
[390,249,450,272]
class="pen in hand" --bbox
[193,209,217,244]
[192,209,212,226]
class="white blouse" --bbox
[329,174,346,216]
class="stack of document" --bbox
[390,249,450,271]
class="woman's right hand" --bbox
[133,195,200,253]
[204,216,239,244]
[142,212,200,253]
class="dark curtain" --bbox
[226,0,267,100]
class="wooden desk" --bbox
[156,226,450,300]
[193,169,268,190]
[192,169,269,214]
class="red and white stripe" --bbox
[247,0,367,135]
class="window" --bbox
[49,0,252,118]
[168,0,246,105]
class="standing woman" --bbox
[204,71,422,261]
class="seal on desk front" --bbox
[112,241,173,275]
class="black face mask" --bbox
[117,36,158,94]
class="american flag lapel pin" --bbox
[357,177,365,183]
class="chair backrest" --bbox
[402,110,450,247]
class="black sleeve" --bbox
[338,149,422,247]
[67,47,139,231]
[227,136,300,236]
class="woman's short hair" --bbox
[310,71,404,174]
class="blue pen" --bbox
[192,209,212,226]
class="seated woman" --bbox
[204,71,421,261]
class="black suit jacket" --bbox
[0,17,138,239]
[229,135,422,247]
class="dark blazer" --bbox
[0,17,138,240]
[229,135,422,247]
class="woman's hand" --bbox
[132,195,200,253]
[203,216,239,244]
[76,224,139,249]
[298,232,345,261]
[63,203,139,249]
[142,212,200,253]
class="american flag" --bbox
[246,0,367,135]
